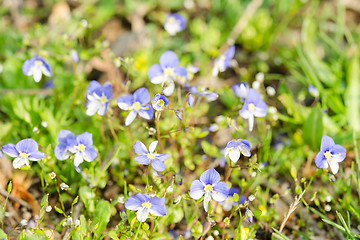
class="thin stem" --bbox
[134,222,142,240]
[107,117,119,142]
[56,184,65,212]
[146,164,150,187]
[177,86,182,106]
[353,131,360,200]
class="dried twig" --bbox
[279,189,306,233]
[0,187,31,209]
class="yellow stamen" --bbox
[100,96,107,103]
[164,68,174,76]
[248,103,255,112]
[35,60,43,66]
[133,102,142,111]
[168,17,175,23]
[324,151,332,162]
[78,144,86,152]
[142,202,152,208]
[204,184,213,192]
[19,152,29,158]
[147,152,156,160]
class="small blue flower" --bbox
[148,51,188,96]
[208,124,219,132]
[2,139,46,169]
[239,88,267,131]
[224,140,251,163]
[187,86,218,102]
[212,45,235,77]
[152,94,170,112]
[245,208,254,223]
[187,94,195,107]
[232,82,249,102]
[164,13,186,36]
[71,50,79,62]
[220,187,239,211]
[54,130,97,167]
[125,193,167,222]
[308,85,319,98]
[117,87,154,126]
[189,168,229,212]
[315,135,346,174]
[22,56,52,82]
[133,140,169,172]
[86,81,113,116]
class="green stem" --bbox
[134,222,142,240]
[353,131,360,200]
[56,184,65,212]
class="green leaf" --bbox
[0,229,7,240]
[272,228,290,240]
[345,54,360,132]
[18,230,48,240]
[201,141,220,157]
[303,104,323,150]
[93,200,112,238]
[79,186,96,213]
[191,221,203,238]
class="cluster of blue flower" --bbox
[0,12,347,228]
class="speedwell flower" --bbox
[315,135,346,174]
[117,88,153,126]
[220,187,239,211]
[133,140,169,172]
[86,81,112,116]
[22,56,52,82]
[239,88,267,131]
[148,51,188,96]
[152,94,170,112]
[232,82,249,102]
[224,140,251,163]
[212,45,235,77]
[55,130,97,167]
[125,193,167,222]
[2,138,46,169]
[187,85,218,102]
[189,168,229,212]
[164,13,186,36]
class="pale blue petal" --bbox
[160,51,179,69]
[16,139,38,154]
[133,88,150,104]
[2,144,19,157]
[200,168,220,185]
[133,141,148,155]
[321,135,335,152]
[189,180,205,200]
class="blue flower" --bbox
[164,13,186,36]
[315,135,346,174]
[2,139,46,169]
[232,82,249,102]
[22,56,52,82]
[239,88,267,131]
[54,130,97,167]
[117,88,154,126]
[125,193,167,222]
[187,86,218,102]
[152,94,170,112]
[224,140,251,163]
[220,187,239,211]
[187,94,195,107]
[308,85,319,98]
[71,50,79,62]
[133,140,169,172]
[86,81,113,116]
[189,168,229,212]
[148,51,188,96]
[245,208,254,223]
[212,45,235,77]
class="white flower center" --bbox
[156,99,165,109]
[133,102,142,111]
[204,184,213,192]
[164,68,174,77]
[77,144,86,152]
[100,95,107,104]
[142,202,152,209]
[248,103,255,112]
[19,152,29,159]
[147,152,156,160]
[35,60,43,66]
[324,151,332,161]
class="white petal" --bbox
[163,82,175,96]
[13,157,28,169]
[248,114,254,132]
[150,75,165,85]
[239,146,251,157]
[97,103,107,115]
[224,148,230,158]
[125,110,137,126]
[203,192,212,212]
[74,152,83,167]
[41,65,51,77]
[86,101,101,116]
[33,68,42,82]
[149,141,158,153]
[328,160,339,174]
[137,207,150,222]
[229,148,240,163]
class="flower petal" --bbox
[151,159,167,172]
[189,180,205,200]
[84,147,97,162]
[57,130,75,144]
[149,141,158,153]
[125,110,137,126]
[28,151,46,161]
[163,81,175,96]
[160,51,179,69]
[138,106,153,120]
[254,100,267,117]
[211,182,229,202]
[54,144,69,160]
[125,195,143,211]
[331,145,346,162]
[203,192,211,212]
[155,154,169,162]
[200,168,221,185]
[74,152,84,167]
[134,155,150,165]
[117,95,134,110]
[87,80,101,94]
[2,144,19,157]
[320,135,335,152]
[16,139,38,154]
[137,207,150,222]
[133,141,148,155]
[228,148,240,163]
[22,58,34,76]
[133,88,150,105]
[13,157,28,169]
[102,84,113,100]
[148,64,164,84]
[149,197,167,216]
[76,132,93,146]
[86,101,101,116]
[315,152,328,169]
[328,160,339,175]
